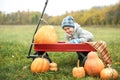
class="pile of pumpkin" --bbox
[31,25,119,79]
[31,25,59,72]
[30,52,119,80]
[72,51,119,80]
[31,56,58,72]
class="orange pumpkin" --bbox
[72,60,85,78]
[49,62,58,71]
[100,65,119,80]
[31,57,50,73]
[34,25,58,44]
[84,51,105,76]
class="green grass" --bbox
[0,25,120,80]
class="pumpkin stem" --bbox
[107,64,114,79]
[77,60,80,67]
[107,64,111,68]
[42,52,46,58]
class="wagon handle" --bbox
[27,0,49,58]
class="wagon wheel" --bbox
[81,57,87,66]
[33,51,52,63]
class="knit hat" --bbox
[61,16,75,29]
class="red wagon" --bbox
[27,42,96,58]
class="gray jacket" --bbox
[66,23,94,43]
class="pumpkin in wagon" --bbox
[34,25,58,44]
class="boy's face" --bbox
[63,27,74,35]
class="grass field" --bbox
[0,25,120,80]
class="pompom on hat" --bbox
[61,16,75,29]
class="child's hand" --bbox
[70,39,80,43]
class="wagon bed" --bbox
[34,42,96,52]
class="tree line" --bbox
[0,3,120,26]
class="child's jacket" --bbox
[66,23,94,43]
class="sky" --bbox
[0,0,119,16]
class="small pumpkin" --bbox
[72,60,85,78]
[31,57,50,73]
[49,62,58,71]
[34,25,58,44]
[84,51,105,76]
[100,65,119,80]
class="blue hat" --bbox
[61,16,75,29]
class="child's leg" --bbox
[76,52,88,66]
